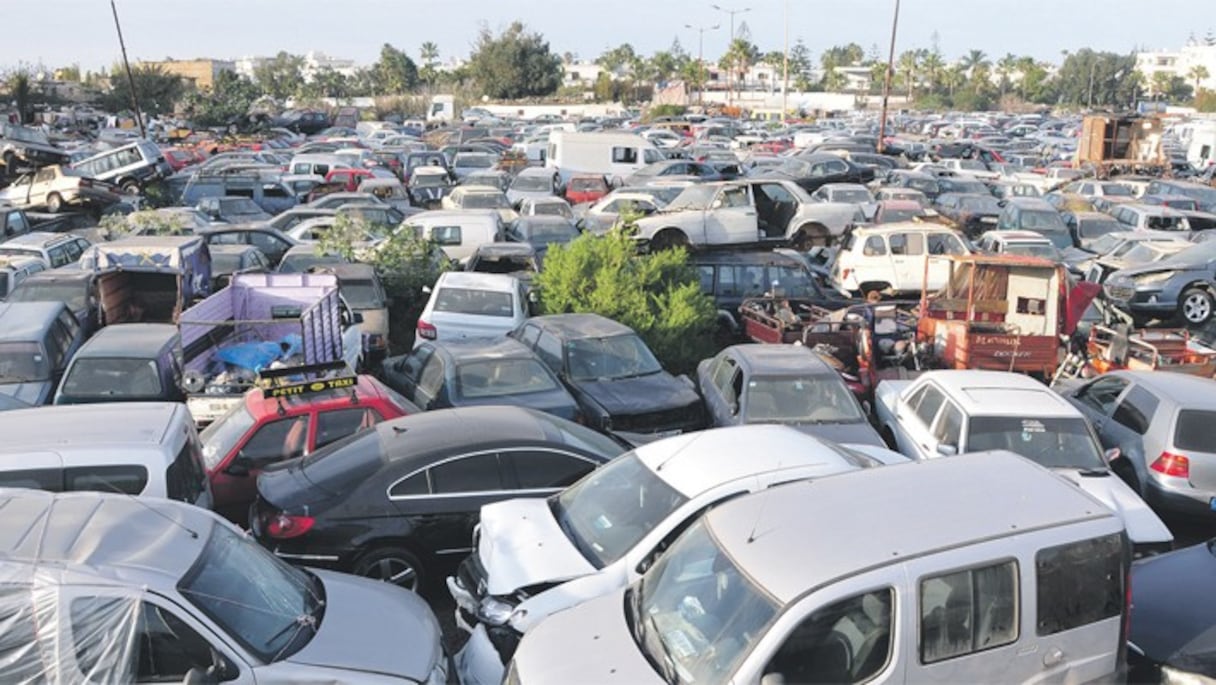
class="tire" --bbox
[120,179,140,195]
[790,223,831,251]
[1178,287,1214,326]
[352,546,425,592]
[1,151,14,173]
[46,192,62,213]
[650,228,689,251]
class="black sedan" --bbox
[752,153,875,194]
[251,405,624,591]
[1129,540,1216,682]
[381,338,579,420]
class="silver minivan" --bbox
[507,452,1131,684]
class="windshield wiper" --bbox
[1076,467,1110,477]
[643,610,679,685]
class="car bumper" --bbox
[186,395,244,427]
[1103,285,1178,314]
[455,624,507,685]
[1145,475,1216,518]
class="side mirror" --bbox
[1104,447,1122,463]
[936,443,958,457]
[711,199,724,209]
[421,284,433,294]
[351,311,365,324]
[224,458,250,477]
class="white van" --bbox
[1186,121,1216,170]
[832,222,971,296]
[71,140,171,193]
[0,402,211,507]
[509,452,1132,684]
[289,153,352,178]
[546,131,664,185]
[405,209,502,265]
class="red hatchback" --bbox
[565,174,611,205]
[200,371,419,524]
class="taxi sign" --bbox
[262,375,357,399]
[257,361,357,399]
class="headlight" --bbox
[1132,270,1178,286]
[477,596,517,626]
[1160,664,1213,685]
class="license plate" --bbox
[655,429,683,438]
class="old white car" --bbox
[633,179,860,250]
[0,164,121,213]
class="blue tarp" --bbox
[213,334,303,372]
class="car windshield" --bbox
[566,333,663,380]
[551,453,688,569]
[457,155,494,169]
[456,358,559,398]
[833,189,873,204]
[966,416,1105,470]
[7,281,87,311]
[944,180,989,195]
[877,207,920,223]
[199,404,256,470]
[1079,218,1123,240]
[1005,243,1060,260]
[412,174,450,188]
[512,176,552,191]
[745,375,864,423]
[340,279,384,308]
[1099,184,1133,197]
[571,178,607,192]
[960,196,1002,213]
[520,221,578,243]
[1174,410,1216,452]
[59,357,162,398]
[1018,209,1067,231]
[461,192,510,209]
[0,342,49,382]
[631,518,778,685]
[1122,242,1185,265]
[178,524,323,663]
[531,202,573,219]
[433,286,514,317]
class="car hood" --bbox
[479,498,595,595]
[288,569,440,681]
[513,590,661,685]
[1109,255,1203,279]
[1131,542,1216,666]
[0,381,50,406]
[1054,468,1172,544]
[783,421,885,446]
[573,373,699,415]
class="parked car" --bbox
[197,195,273,224]
[760,152,876,194]
[1128,538,1216,682]
[442,186,518,224]
[450,425,903,685]
[874,369,1172,551]
[200,225,298,267]
[505,167,560,206]
[415,271,531,348]
[383,338,578,419]
[452,151,498,180]
[1062,210,1126,250]
[575,191,661,234]
[505,215,580,252]
[406,209,503,265]
[5,265,98,336]
[0,488,449,683]
[207,244,271,289]
[933,192,1003,238]
[564,174,611,205]
[0,231,92,269]
[200,370,418,523]
[465,243,542,277]
[1104,240,1216,326]
[54,323,182,405]
[250,405,624,590]
[407,166,455,208]
[830,222,971,296]
[696,344,883,445]
[995,197,1072,249]
[0,301,85,405]
[809,182,876,206]
[976,229,1063,261]
[508,452,1133,685]
[1059,370,1216,521]
[509,313,705,436]
[0,123,69,171]
[0,164,121,213]
[518,195,574,220]
[0,255,44,299]
[275,244,350,274]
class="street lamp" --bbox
[686,23,720,108]
[711,4,750,106]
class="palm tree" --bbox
[942,64,967,98]
[869,62,889,95]
[897,50,919,100]
[921,52,944,94]
[1015,55,1037,98]
[419,41,440,91]
[959,49,989,78]
[1151,71,1173,99]
[996,53,1017,98]
[1189,64,1211,92]
[719,38,759,100]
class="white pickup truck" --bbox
[873,369,1173,552]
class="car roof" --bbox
[0,402,179,448]
[852,221,954,235]
[919,370,1079,417]
[73,323,177,357]
[473,243,538,257]
[436,271,521,291]
[1107,370,1216,407]
[1006,197,1057,210]
[0,488,212,587]
[635,425,870,497]
[1,232,76,248]
[688,249,804,267]
[988,230,1052,243]
[527,312,632,338]
[244,374,390,416]
[423,336,537,363]
[709,451,1118,603]
[375,405,611,462]
[16,265,91,284]
[0,301,65,341]
[725,344,835,376]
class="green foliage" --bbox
[1054,50,1140,107]
[7,71,33,124]
[103,65,185,117]
[1196,88,1216,113]
[534,227,716,374]
[647,104,687,120]
[98,210,185,239]
[252,52,305,102]
[820,44,865,70]
[183,70,260,127]
[373,44,419,95]
[469,22,563,99]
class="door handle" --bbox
[1042,647,1065,668]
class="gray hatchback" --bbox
[1104,241,1216,326]
[1059,370,1216,519]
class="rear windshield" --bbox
[0,342,49,383]
[340,280,384,309]
[457,359,558,399]
[433,287,514,317]
[299,429,384,494]
[10,282,87,311]
[60,357,163,399]
[1174,410,1216,452]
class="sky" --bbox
[4,0,1209,73]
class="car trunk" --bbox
[97,271,182,325]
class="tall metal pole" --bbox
[712,5,750,108]
[876,0,900,154]
[1087,61,1097,109]
[109,0,146,138]
[782,0,789,121]
[687,24,719,108]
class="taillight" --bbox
[417,319,437,340]
[1149,452,1189,478]
[267,513,315,539]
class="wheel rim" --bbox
[1184,293,1211,323]
[363,556,419,590]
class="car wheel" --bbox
[650,228,689,251]
[121,179,140,195]
[791,223,830,251]
[46,192,62,213]
[1179,287,1214,326]
[1,151,14,174]
[353,546,425,592]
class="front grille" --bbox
[1105,285,1134,301]
[611,403,702,433]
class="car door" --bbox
[704,354,743,425]
[704,185,758,245]
[394,451,509,562]
[5,173,33,206]
[33,167,56,205]
[383,346,431,398]
[211,413,311,523]
[1065,375,1129,437]
[893,383,947,460]
[1105,384,1159,489]
[888,231,926,291]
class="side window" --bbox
[928,233,966,255]
[1074,376,1128,416]
[66,240,86,261]
[208,232,242,246]
[933,402,964,449]
[48,245,70,268]
[611,146,638,164]
[432,225,462,246]
[516,324,541,348]
[696,265,715,295]
[250,232,287,254]
[132,602,219,683]
[1036,533,1124,636]
[6,211,30,236]
[764,589,894,684]
[862,235,887,256]
[712,357,739,398]
[920,560,1019,663]
[912,385,946,427]
[417,356,446,399]
[506,451,596,489]
[903,232,925,255]
[400,346,433,382]
[237,415,310,467]
[1111,385,1158,435]
[535,332,564,373]
[428,453,504,494]
[65,465,149,495]
[315,408,382,450]
[888,233,909,256]
[718,264,739,296]
[389,471,430,497]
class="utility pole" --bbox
[109,0,146,138]
[876,0,900,155]
[782,0,789,122]
[1087,60,1098,109]
[686,24,720,108]
[711,4,750,107]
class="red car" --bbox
[161,147,202,172]
[565,174,611,205]
[200,369,419,524]
[325,167,376,191]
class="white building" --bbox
[235,51,360,83]
[1136,41,1216,92]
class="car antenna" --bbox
[95,478,200,539]
[746,482,781,545]
[654,431,705,472]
